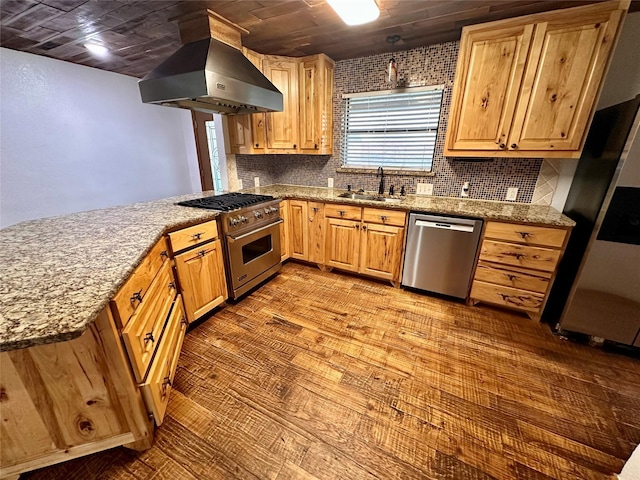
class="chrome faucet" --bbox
[377,166,385,195]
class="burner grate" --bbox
[177,193,275,212]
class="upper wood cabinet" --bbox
[445,0,629,159]
[264,55,300,151]
[226,51,334,155]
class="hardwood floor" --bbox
[23,262,640,480]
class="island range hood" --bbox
[138,10,283,115]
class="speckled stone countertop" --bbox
[0,193,219,352]
[248,184,576,228]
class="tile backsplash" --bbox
[235,41,543,203]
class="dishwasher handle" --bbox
[414,219,475,233]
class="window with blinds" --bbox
[341,85,444,171]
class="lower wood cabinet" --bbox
[325,217,361,272]
[470,220,569,319]
[174,238,227,323]
[140,294,187,426]
[287,201,406,283]
[279,200,290,261]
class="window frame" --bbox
[339,85,445,173]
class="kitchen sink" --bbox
[337,192,403,203]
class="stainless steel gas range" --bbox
[177,193,282,299]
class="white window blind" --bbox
[341,85,443,170]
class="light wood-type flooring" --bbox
[23,262,640,480]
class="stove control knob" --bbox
[264,207,270,215]
[254,211,263,219]
[230,218,238,227]
[239,215,247,223]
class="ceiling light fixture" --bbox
[326,0,380,26]
[84,43,109,56]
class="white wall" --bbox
[0,48,201,228]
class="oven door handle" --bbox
[227,220,283,242]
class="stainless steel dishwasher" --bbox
[401,213,483,299]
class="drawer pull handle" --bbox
[338,210,346,216]
[161,376,172,395]
[313,207,319,213]
[130,290,143,304]
[160,250,169,258]
[144,332,154,343]
[506,274,518,281]
[168,281,176,290]
[191,232,204,240]
[197,250,207,258]
[180,316,188,326]
[354,224,360,230]
[362,225,367,231]
[505,252,526,260]
[380,215,388,222]
[516,231,532,240]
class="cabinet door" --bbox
[289,200,308,260]
[308,201,325,264]
[174,239,227,323]
[359,223,404,281]
[446,24,534,152]
[299,55,335,155]
[325,218,360,272]
[279,200,290,262]
[264,57,299,151]
[242,47,267,151]
[509,10,623,152]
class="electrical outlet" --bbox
[416,183,433,195]
[254,177,260,188]
[238,179,243,190]
[461,181,470,198]
[506,187,518,201]
[328,177,334,188]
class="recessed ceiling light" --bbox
[327,0,380,26]
[84,43,109,56]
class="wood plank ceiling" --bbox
[1,0,637,79]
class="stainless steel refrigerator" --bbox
[545,95,640,346]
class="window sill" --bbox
[336,167,435,177]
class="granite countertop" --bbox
[0,184,574,353]
[249,184,576,228]
[0,193,219,352]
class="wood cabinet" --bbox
[299,55,334,154]
[226,51,334,155]
[288,200,309,260]
[173,233,227,324]
[445,0,629,159]
[264,56,299,152]
[279,200,290,261]
[286,200,325,264]
[470,221,570,319]
[324,204,407,283]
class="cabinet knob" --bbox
[255,143,260,148]
[160,250,168,258]
[197,250,207,258]
[510,143,518,149]
[191,232,204,240]
[180,316,188,326]
[144,332,154,344]
[130,290,143,304]
[314,143,318,149]
[355,224,360,230]
[362,225,367,230]
[161,376,172,395]
[516,231,532,240]
[380,215,388,222]
[168,281,176,290]
[293,144,297,149]
[338,210,345,216]
[499,143,506,149]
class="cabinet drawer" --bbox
[362,208,406,227]
[479,240,561,272]
[168,220,218,253]
[122,261,178,383]
[140,295,187,426]
[111,237,169,328]
[471,280,544,313]
[484,221,567,248]
[325,204,361,221]
[474,261,551,294]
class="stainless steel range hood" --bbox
[138,11,282,115]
